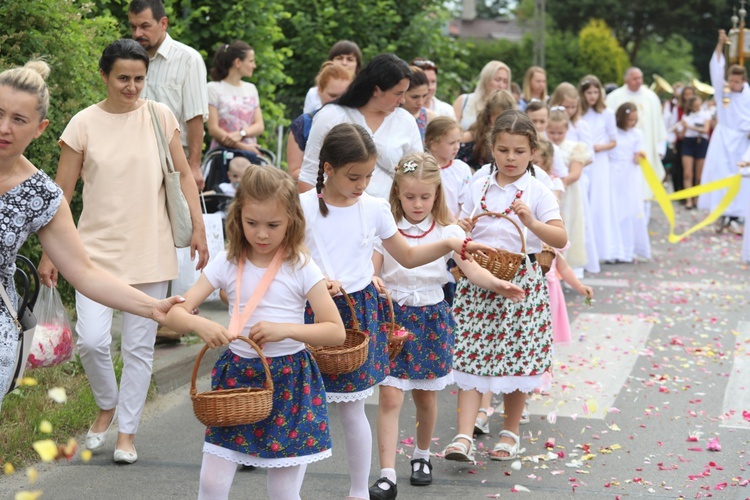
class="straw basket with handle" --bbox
[308,288,369,375]
[381,289,412,362]
[191,337,274,427]
[536,245,556,276]
[469,212,527,281]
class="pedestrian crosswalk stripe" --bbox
[526,313,653,420]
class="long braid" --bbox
[526,162,536,176]
[316,159,329,217]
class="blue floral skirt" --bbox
[203,348,332,467]
[382,301,454,391]
[304,283,388,402]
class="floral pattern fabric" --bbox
[0,171,62,404]
[304,283,388,401]
[384,300,454,383]
[452,259,552,377]
[204,348,332,466]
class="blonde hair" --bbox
[522,66,547,102]
[549,82,581,122]
[468,60,512,117]
[424,116,460,153]
[535,136,554,173]
[389,152,453,226]
[315,61,353,93]
[225,165,307,265]
[0,60,51,120]
[548,108,569,127]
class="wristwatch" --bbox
[239,128,247,138]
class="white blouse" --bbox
[461,171,561,254]
[301,190,398,293]
[375,217,464,307]
[299,104,423,199]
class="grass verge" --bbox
[0,354,154,471]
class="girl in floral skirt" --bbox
[300,123,493,500]
[165,165,345,500]
[444,110,567,463]
[369,153,523,500]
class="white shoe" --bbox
[520,402,530,425]
[113,446,137,464]
[474,408,490,435]
[85,409,117,451]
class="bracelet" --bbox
[460,237,472,261]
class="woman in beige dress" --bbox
[38,39,208,464]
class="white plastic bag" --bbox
[172,213,224,302]
[26,286,73,369]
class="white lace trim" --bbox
[379,373,453,392]
[326,387,374,403]
[202,443,332,468]
[452,370,546,394]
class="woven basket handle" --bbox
[383,288,396,331]
[337,287,361,331]
[471,212,527,255]
[190,336,273,396]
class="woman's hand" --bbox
[190,226,210,271]
[150,295,187,325]
[491,279,525,302]
[510,199,535,227]
[326,279,342,297]
[37,253,58,288]
[248,321,287,346]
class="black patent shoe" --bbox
[410,458,433,486]
[369,477,398,500]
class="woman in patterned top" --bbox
[0,60,182,411]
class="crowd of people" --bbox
[2,0,750,498]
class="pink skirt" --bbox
[546,262,571,345]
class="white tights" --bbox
[333,399,372,499]
[198,452,307,500]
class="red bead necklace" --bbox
[479,175,523,216]
[398,219,437,239]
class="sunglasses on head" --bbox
[412,58,437,72]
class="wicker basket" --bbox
[191,336,274,427]
[308,288,369,375]
[536,245,556,276]
[470,212,527,281]
[382,289,412,362]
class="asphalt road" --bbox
[2,205,750,500]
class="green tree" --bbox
[637,35,697,85]
[546,0,729,63]
[0,0,121,306]
[276,0,467,115]
[578,19,629,85]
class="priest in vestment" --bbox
[606,68,667,210]
[697,30,750,226]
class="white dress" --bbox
[697,52,750,217]
[557,140,590,268]
[565,120,600,273]
[583,108,623,262]
[610,128,651,261]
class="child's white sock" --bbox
[267,464,307,500]
[198,452,237,499]
[413,446,431,463]
[379,467,397,487]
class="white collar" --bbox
[152,33,174,61]
[488,170,531,192]
[397,215,434,231]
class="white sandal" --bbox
[443,433,475,462]
[474,408,490,435]
[489,430,525,461]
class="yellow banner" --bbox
[638,157,742,243]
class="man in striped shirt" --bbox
[128,0,209,190]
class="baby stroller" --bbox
[200,147,277,214]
